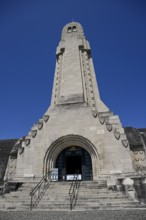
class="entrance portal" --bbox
[55,147,92,181]
[66,156,82,175]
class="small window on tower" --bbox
[72,26,77,32]
[67,27,72,32]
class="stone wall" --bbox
[0,140,17,182]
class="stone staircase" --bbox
[76,180,145,210]
[0,180,145,211]
[0,182,36,210]
[37,181,71,210]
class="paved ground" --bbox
[0,210,146,220]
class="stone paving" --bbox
[0,210,146,220]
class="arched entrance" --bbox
[43,135,99,180]
[56,146,92,180]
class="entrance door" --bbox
[56,147,92,181]
[66,155,82,175]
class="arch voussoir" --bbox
[43,134,99,178]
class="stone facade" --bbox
[3,22,146,183]
[0,140,17,182]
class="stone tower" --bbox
[5,22,136,182]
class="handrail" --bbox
[69,171,80,210]
[0,182,8,197]
[30,172,51,210]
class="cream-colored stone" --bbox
[5,22,135,183]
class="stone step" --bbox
[0,180,145,211]
[77,193,127,198]
[42,195,127,199]
[37,203,143,210]
[0,202,144,211]
[1,210,146,220]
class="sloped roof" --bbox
[0,139,17,182]
[10,137,25,156]
[138,128,146,145]
[124,127,146,148]
[0,139,17,154]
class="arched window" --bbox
[67,27,72,33]
[72,26,77,32]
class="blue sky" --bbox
[0,0,146,139]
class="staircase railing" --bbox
[0,181,9,197]
[30,172,51,210]
[69,171,80,210]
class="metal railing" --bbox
[69,171,80,210]
[0,182,9,197]
[30,172,51,210]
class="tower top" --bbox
[61,22,85,40]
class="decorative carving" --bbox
[92,110,97,118]
[43,134,99,177]
[131,149,146,174]
[134,178,143,185]
[70,146,76,151]
[134,151,138,154]
[106,123,112,131]
[122,139,129,148]
[19,146,24,155]
[80,50,96,113]
[55,52,63,104]
[98,116,105,124]
[114,129,120,139]
[31,130,37,138]
[44,115,49,122]
[25,139,30,146]
[38,122,43,130]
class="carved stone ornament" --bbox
[44,115,49,122]
[135,157,139,161]
[114,129,120,139]
[122,139,129,148]
[92,110,97,118]
[19,146,24,155]
[31,130,37,138]
[106,123,112,131]
[99,116,105,124]
[38,122,43,130]
[134,178,143,185]
[25,139,30,146]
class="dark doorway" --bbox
[66,156,82,174]
[55,147,93,181]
